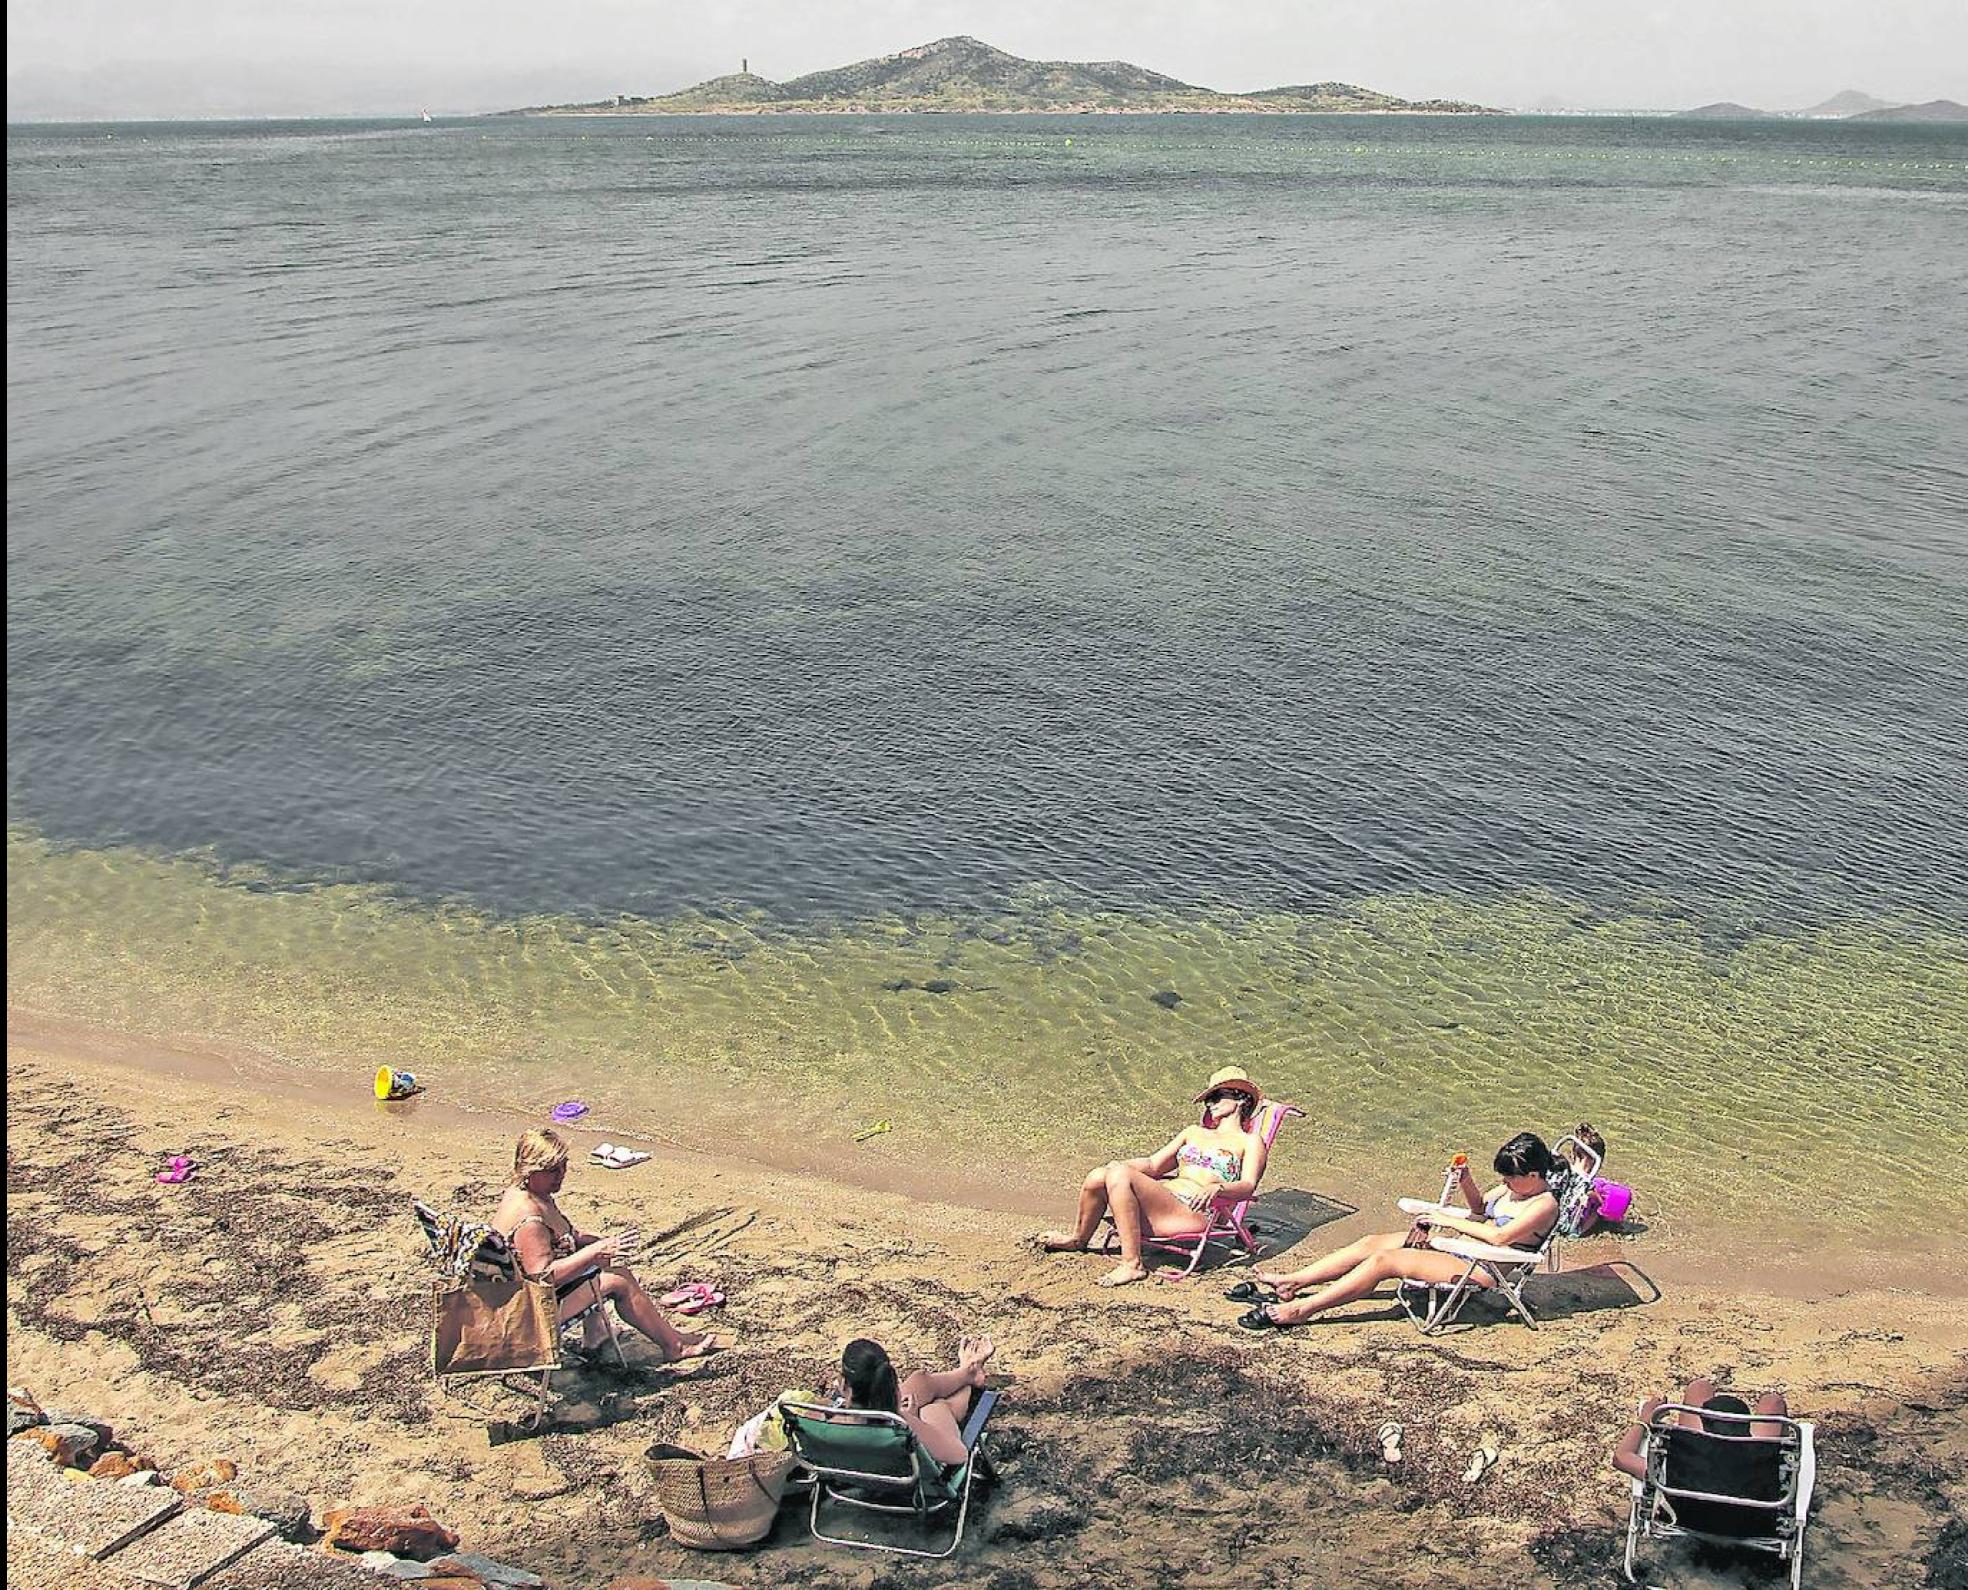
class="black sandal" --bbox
[1236,1304,1298,1332]
[1223,1279,1277,1304]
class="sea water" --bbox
[8,114,1966,1233]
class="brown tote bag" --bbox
[431,1274,560,1377]
[646,1444,797,1550]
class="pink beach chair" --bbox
[1102,1099,1305,1282]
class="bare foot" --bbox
[1037,1231,1087,1252]
[666,1333,723,1363]
[1097,1263,1148,1288]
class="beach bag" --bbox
[647,1442,796,1550]
[431,1274,559,1377]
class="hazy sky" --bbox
[8,0,1966,120]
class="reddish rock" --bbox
[322,1503,462,1561]
[171,1458,240,1492]
[89,1451,145,1480]
[198,1489,247,1515]
[18,1423,100,1467]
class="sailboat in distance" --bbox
[420,108,433,123]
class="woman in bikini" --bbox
[1037,1067,1272,1289]
[1235,1131,1560,1330]
[490,1128,719,1362]
[828,1336,996,1466]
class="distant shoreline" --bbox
[510,104,1502,118]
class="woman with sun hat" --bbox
[1036,1067,1272,1288]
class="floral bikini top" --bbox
[1177,1142,1242,1184]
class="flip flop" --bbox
[1379,1422,1404,1463]
[1223,1279,1277,1304]
[1235,1304,1298,1331]
[676,1289,724,1317]
[590,1144,651,1170]
[154,1156,195,1186]
[660,1283,718,1309]
[1462,1445,1500,1483]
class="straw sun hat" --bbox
[1192,1066,1262,1104]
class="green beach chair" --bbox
[778,1390,1000,1559]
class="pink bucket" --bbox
[1592,1178,1633,1223]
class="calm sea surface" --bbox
[8,115,1967,1231]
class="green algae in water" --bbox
[7,826,1964,1235]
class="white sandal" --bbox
[590,1143,651,1170]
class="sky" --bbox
[7,0,1966,120]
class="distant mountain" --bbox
[1797,90,1896,117]
[1850,99,1968,122]
[510,36,1492,115]
[1675,102,1774,119]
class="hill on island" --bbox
[513,36,1491,115]
[1675,101,1775,119]
[1850,99,1968,122]
[1798,89,1895,116]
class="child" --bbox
[1565,1123,1630,1231]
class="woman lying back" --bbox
[1235,1131,1560,1330]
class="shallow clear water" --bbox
[7,115,1967,1229]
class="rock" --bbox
[606,1581,740,1590]
[1149,988,1183,1010]
[431,1554,544,1587]
[170,1457,240,1492]
[90,1451,145,1480]
[323,1504,462,1561]
[363,1555,437,1580]
[20,1422,101,1467]
[120,1470,163,1487]
[237,1488,312,1542]
[7,1386,47,1435]
[986,1494,1087,1543]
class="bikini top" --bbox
[1177,1142,1242,1183]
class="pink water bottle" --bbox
[1440,1152,1469,1207]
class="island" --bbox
[504,35,1493,116]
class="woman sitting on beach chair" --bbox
[1036,1067,1272,1289]
[491,1129,719,1363]
[1234,1132,1560,1330]
[825,1336,997,1466]
[1613,1377,1791,1481]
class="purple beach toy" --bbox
[551,1100,590,1123]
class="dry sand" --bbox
[6,1020,1965,1588]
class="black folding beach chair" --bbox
[1623,1403,1817,1588]
[778,1391,1000,1559]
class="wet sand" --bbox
[6,1020,1965,1587]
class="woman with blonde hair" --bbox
[490,1128,719,1362]
[1037,1067,1274,1289]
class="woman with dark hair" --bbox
[833,1336,996,1467]
[1037,1067,1274,1289]
[1233,1132,1561,1331]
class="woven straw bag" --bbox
[646,1443,796,1550]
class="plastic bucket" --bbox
[1592,1178,1633,1223]
[375,1066,422,1101]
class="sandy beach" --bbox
[7,1016,1964,1587]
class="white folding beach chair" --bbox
[1394,1134,1600,1335]
[1623,1403,1817,1588]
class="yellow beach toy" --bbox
[375,1066,422,1100]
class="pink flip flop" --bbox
[155,1155,195,1186]
[660,1282,721,1314]
[676,1290,724,1317]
